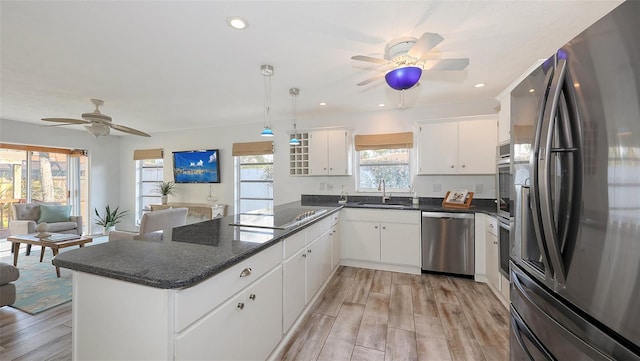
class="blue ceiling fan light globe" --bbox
[385,66,423,90]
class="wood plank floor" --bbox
[0,266,510,361]
[277,266,510,361]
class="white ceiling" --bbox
[0,1,622,136]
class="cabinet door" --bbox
[341,220,380,262]
[498,96,511,143]
[327,129,351,175]
[330,223,341,270]
[308,131,328,175]
[417,122,458,174]
[175,266,283,361]
[380,222,421,267]
[458,118,497,174]
[283,247,307,333]
[306,237,324,300]
[486,227,500,292]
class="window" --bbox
[354,132,413,192]
[136,158,163,223]
[357,148,410,191]
[236,154,274,214]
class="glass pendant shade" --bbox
[289,136,300,145]
[261,126,274,137]
[385,66,422,90]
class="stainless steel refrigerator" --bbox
[509,1,640,359]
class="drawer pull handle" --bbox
[240,268,252,278]
[302,253,307,258]
[237,302,245,310]
[249,294,256,300]
[308,249,312,254]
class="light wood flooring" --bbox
[0,266,510,361]
[277,266,510,361]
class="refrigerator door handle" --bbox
[538,58,568,285]
[530,60,557,282]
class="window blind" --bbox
[0,143,84,155]
[354,132,413,151]
[133,148,164,160]
[232,141,274,156]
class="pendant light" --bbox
[289,87,300,145]
[260,64,274,137]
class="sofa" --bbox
[108,207,188,242]
[0,262,20,307]
[9,202,83,254]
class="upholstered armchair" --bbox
[108,207,188,242]
[9,202,83,254]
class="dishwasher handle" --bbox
[422,212,475,220]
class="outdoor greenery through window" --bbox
[357,148,410,191]
[236,154,273,230]
[136,159,163,223]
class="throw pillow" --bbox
[38,205,72,223]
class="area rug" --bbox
[0,236,107,315]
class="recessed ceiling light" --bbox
[574,82,581,88]
[529,88,535,93]
[474,83,485,88]
[378,103,385,107]
[319,102,327,106]
[227,17,248,30]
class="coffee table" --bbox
[7,234,93,277]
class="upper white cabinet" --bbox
[308,129,352,176]
[496,59,546,143]
[417,116,497,175]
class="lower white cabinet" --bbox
[175,265,283,361]
[341,209,421,273]
[282,215,335,333]
[485,215,501,292]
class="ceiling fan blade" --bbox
[357,73,385,86]
[407,32,444,58]
[422,58,469,71]
[351,55,389,65]
[41,117,90,124]
[110,123,151,137]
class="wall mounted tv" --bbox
[172,149,220,183]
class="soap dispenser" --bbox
[412,186,419,205]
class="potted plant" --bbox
[95,205,128,235]
[155,181,177,205]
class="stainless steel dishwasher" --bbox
[421,212,475,275]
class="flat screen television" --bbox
[172,149,220,183]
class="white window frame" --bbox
[135,158,163,224]
[355,148,413,193]
[234,154,274,215]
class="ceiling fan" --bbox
[41,99,151,137]
[352,32,469,90]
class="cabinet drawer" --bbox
[283,231,306,259]
[306,215,331,243]
[174,242,282,332]
[330,211,340,226]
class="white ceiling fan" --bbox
[352,32,469,88]
[41,99,151,137]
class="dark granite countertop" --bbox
[301,194,497,215]
[52,201,340,289]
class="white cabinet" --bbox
[485,215,501,293]
[341,209,421,273]
[330,222,341,270]
[308,129,352,175]
[175,266,283,361]
[496,59,546,143]
[282,214,334,333]
[417,116,497,175]
[283,246,307,332]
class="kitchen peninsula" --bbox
[53,202,340,361]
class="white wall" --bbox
[116,98,498,230]
[2,98,498,233]
[0,118,122,235]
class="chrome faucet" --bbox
[378,179,390,203]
